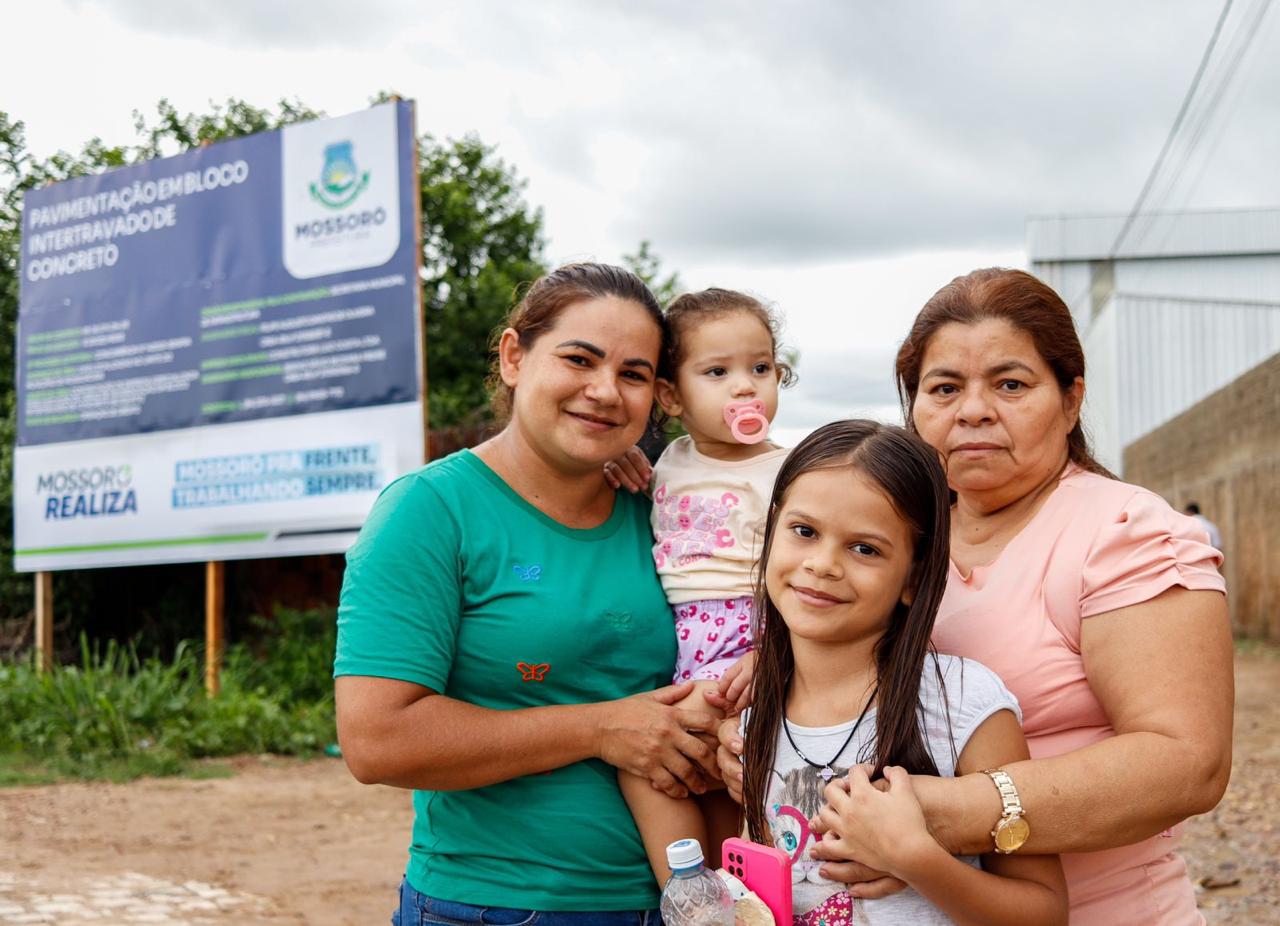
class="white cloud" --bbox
[3,0,1276,435]
[65,0,409,48]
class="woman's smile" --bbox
[566,409,621,430]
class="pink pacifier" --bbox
[723,399,769,444]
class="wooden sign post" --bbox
[34,571,53,672]
[205,561,225,696]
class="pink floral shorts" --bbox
[797,891,869,926]
[672,596,754,683]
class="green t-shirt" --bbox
[334,450,674,910]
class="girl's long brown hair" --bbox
[743,420,953,846]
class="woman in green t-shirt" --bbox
[335,263,719,922]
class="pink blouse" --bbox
[932,466,1226,925]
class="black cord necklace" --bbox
[783,684,879,782]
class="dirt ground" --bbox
[1,650,1277,925]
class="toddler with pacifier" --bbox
[607,287,795,885]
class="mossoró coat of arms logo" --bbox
[310,140,370,209]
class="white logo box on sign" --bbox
[282,102,402,279]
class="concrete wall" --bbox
[1123,353,1280,640]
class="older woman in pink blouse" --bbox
[718,268,1232,924]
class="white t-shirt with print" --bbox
[742,653,1021,926]
[650,436,788,604]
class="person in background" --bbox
[1184,502,1222,551]
[335,263,720,924]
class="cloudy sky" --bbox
[5,0,1279,443]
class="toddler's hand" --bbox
[703,650,755,716]
[603,446,653,493]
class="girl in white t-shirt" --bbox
[739,419,1066,925]
[609,287,794,884]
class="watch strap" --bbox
[983,767,1024,818]
[983,768,1029,853]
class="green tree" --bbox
[623,240,683,305]
[130,98,324,159]
[420,136,545,426]
[0,113,29,622]
[0,96,546,638]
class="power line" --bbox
[1109,0,1236,257]
[1166,1,1274,213]
[1127,0,1273,254]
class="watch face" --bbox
[995,816,1031,852]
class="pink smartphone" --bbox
[722,837,792,923]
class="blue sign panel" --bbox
[18,101,419,447]
[14,102,425,572]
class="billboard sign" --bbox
[14,101,423,571]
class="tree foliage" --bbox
[420,135,545,425]
[0,95,546,637]
[623,240,683,306]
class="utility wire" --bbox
[1127,0,1273,254]
[1109,0,1236,256]
[1168,0,1274,213]
[1128,0,1253,249]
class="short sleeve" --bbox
[333,471,463,691]
[1079,490,1226,619]
[932,656,1022,759]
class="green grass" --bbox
[0,753,66,786]
[0,608,337,786]
[0,753,238,787]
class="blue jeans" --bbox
[391,878,662,926]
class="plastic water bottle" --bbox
[659,839,734,926]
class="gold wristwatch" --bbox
[983,768,1030,854]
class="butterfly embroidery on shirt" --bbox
[513,564,542,582]
[516,662,551,682]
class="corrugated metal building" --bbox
[1027,208,1280,473]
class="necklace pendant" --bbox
[819,766,835,782]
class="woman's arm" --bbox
[885,586,1233,855]
[336,675,722,798]
[814,711,1067,926]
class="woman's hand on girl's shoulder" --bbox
[603,445,653,493]
[595,683,720,798]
